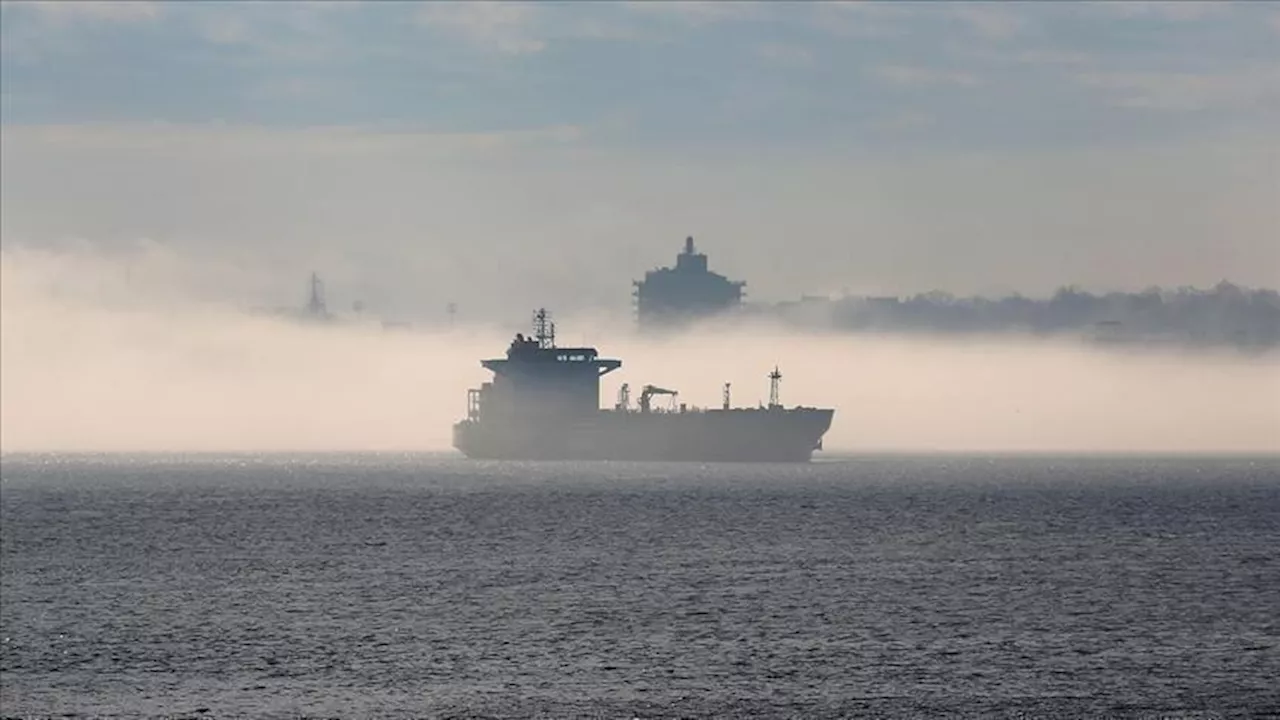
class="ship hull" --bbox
[453,407,834,463]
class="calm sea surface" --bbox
[1,453,1278,719]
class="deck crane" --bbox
[638,384,678,413]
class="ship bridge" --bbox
[472,309,621,423]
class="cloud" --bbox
[622,1,765,26]
[14,0,163,24]
[875,111,934,132]
[0,122,583,158]
[182,3,356,65]
[1092,1,1231,23]
[954,4,1024,40]
[1015,50,1094,67]
[561,15,657,44]
[1075,67,1280,111]
[755,42,814,69]
[197,11,252,46]
[809,1,910,39]
[0,0,164,61]
[415,1,545,55]
[869,64,981,88]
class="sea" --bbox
[1,453,1277,720]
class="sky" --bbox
[1,1,1278,454]
[2,0,1279,322]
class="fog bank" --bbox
[2,247,1277,455]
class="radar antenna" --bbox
[768,366,782,409]
[532,308,556,349]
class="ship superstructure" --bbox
[453,309,834,462]
[633,236,746,332]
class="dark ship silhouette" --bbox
[251,272,422,330]
[633,236,746,332]
[248,271,333,323]
[453,309,835,462]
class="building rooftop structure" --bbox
[632,236,745,332]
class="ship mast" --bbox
[768,366,782,409]
[532,308,556,349]
[723,382,731,410]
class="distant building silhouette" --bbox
[633,236,746,331]
[751,282,1279,352]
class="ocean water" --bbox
[1,453,1278,719]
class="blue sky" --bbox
[1,1,1278,318]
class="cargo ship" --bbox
[452,310,835,462]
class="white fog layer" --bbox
[3,248,1276,454]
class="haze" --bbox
[2,246,1276,455]
[1,1,1278,454]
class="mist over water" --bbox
[2,245,1277,454]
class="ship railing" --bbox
[626,404,706,415]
